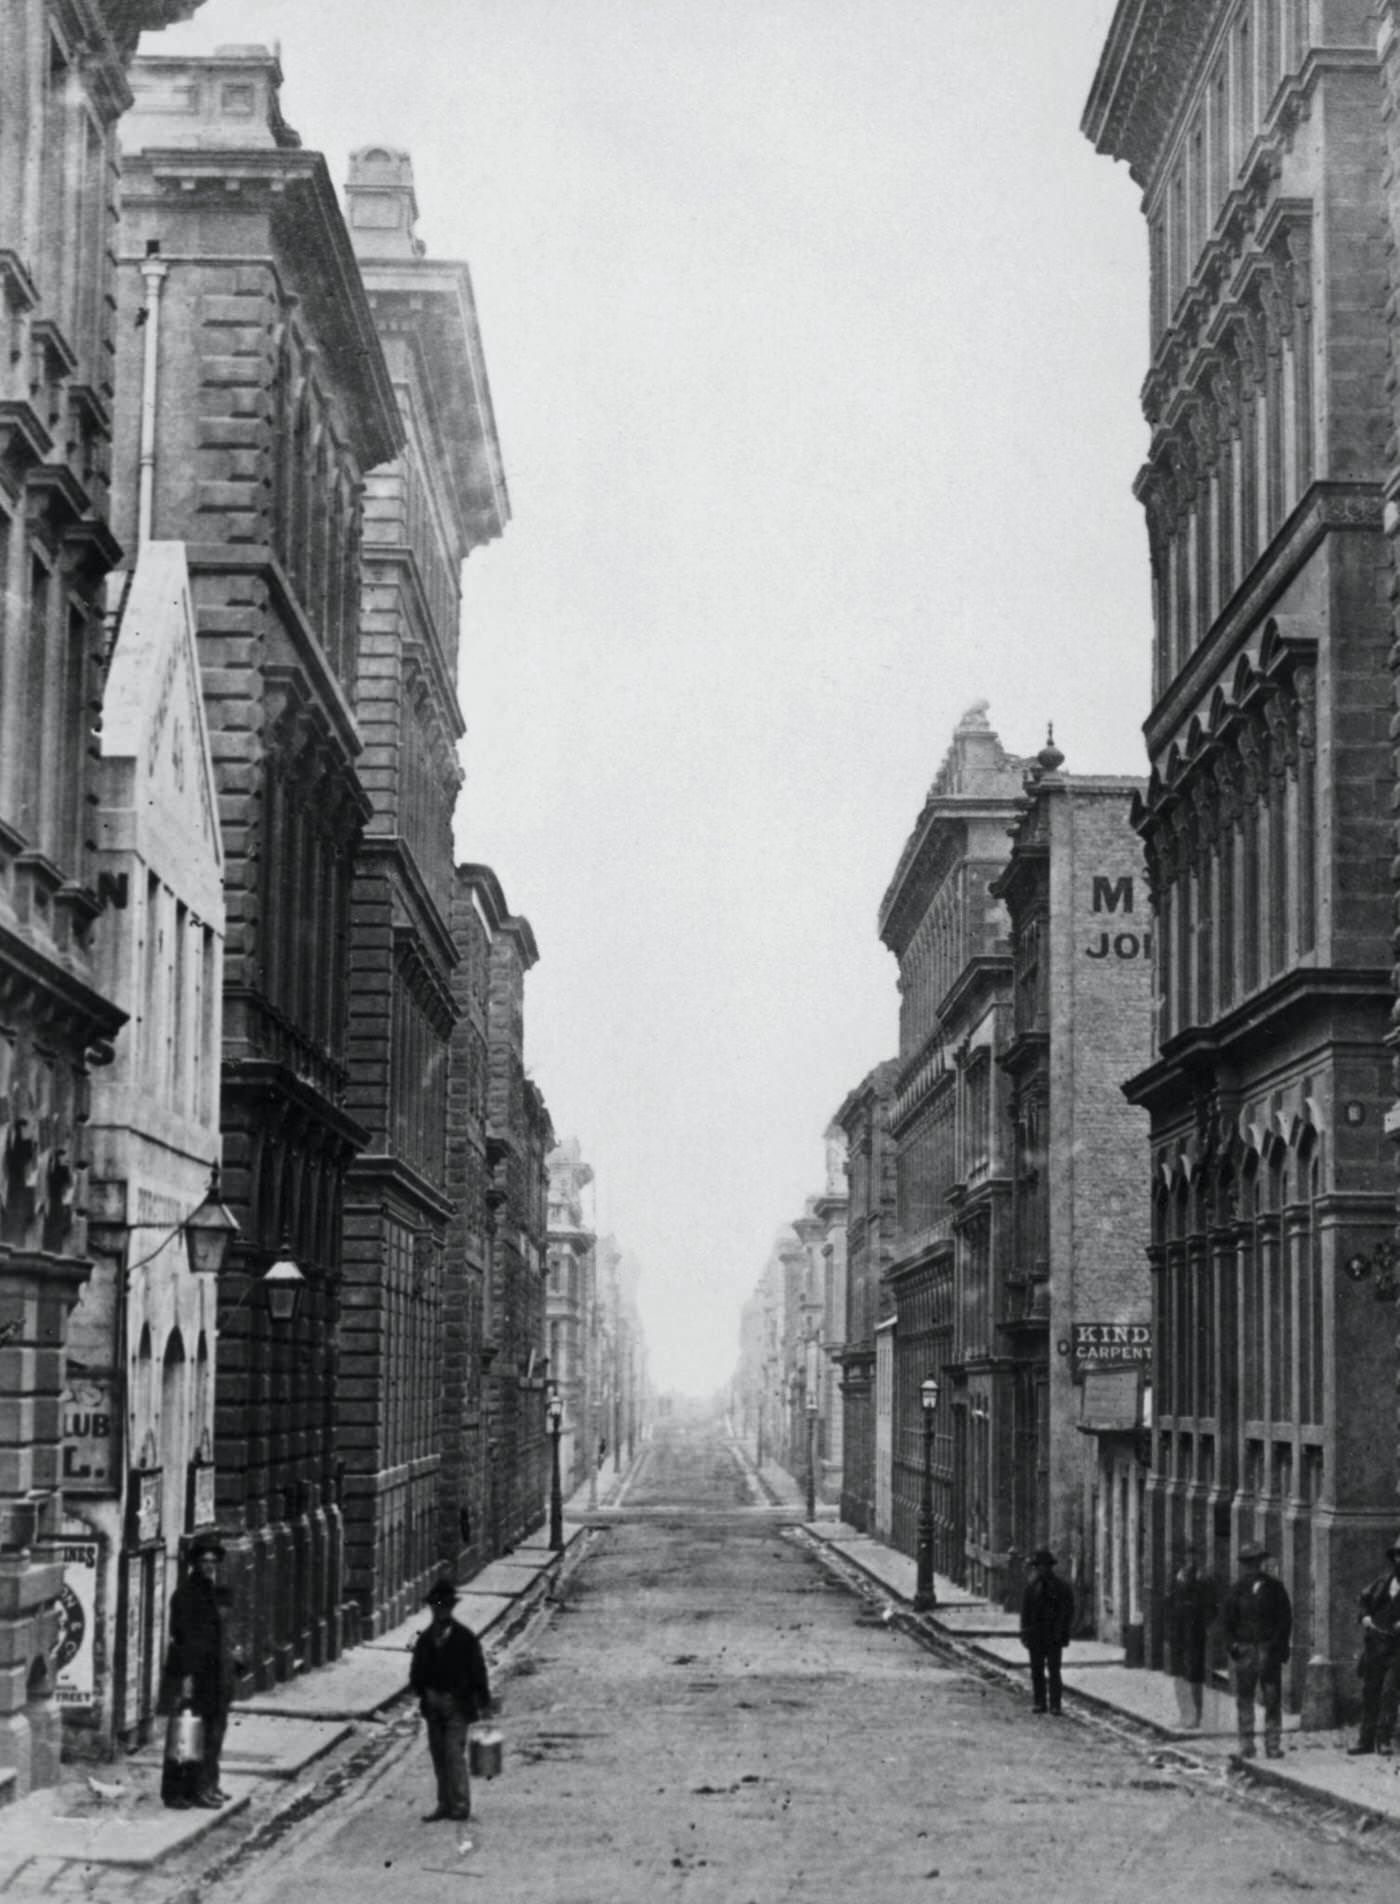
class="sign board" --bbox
[190,1461,215,1530]
[61,1376,119,1492]
[122,1553,145,1732]
[43,1540,99,1709]
[1070,1321,1152,1375]
[131,1469,162,1547]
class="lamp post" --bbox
[805,1386,818,1524]
[547,1389,564,1551]
[913,1373,940,1611]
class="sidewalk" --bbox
[777,1468,1400,1833]
[0,1452,635,1876]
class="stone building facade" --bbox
[115,47,401,1688]
[547,1138,596,1494]
[992,742,1152,1645]
[833,1061,898,1533]
[1086,0,1396,1721]
[334,148,509,1635]
[812,1137,850,1505]
[456,866,550,1555]
[878,705,1029,1594]
[68,543,225,1757]
[0,0,206,1796]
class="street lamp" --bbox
[913,1373,940,1611]
[183,1164,240,1276]
[262,1241,306,1325]
[805,1384,818,1524]
[547,1389,564,1551]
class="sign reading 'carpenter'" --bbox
[1071,1322,1151,1373]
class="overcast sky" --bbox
[146,0,1149,1396]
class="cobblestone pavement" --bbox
[159,1416,1397,1904]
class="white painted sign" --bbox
[48,1540,99,1710]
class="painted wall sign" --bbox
[62,1376,119,1492]
[1071,1321,1152,1374]
[44,1540,99,1709]
[1085,871,1151,961]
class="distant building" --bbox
[457,868,550,1552]
[1086,1,1396,1722]
[833,1061,898,1534]
[878,704,1030,1595]
[547,1138,596,1493]
[992,738,1152,1646]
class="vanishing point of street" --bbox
[207,1420,1398,1904]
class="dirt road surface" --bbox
[213,1420,1400,1904]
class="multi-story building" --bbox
[115,46,401,1686]
[335,147,509,1635]
[786,1156,849,1508]
[878,704,1029,1595]
[1085,0,1395,1721]
[992,739,1153,1647]
[442,870,492,1580]
[458,866,550,1553]
[736,1248,785,1472]
[547,1138,596,1493]
[0,0,208,1795]
[833,1061,898,1534]
[61,544,226,1759]
[595,1236,642,1471]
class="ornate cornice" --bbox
[1082,0,1221,187]
[1143,481,1381,759]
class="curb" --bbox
[802,1522,1400,1839]
[1228,1753,1400,1837]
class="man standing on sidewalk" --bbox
[1020,1549,1074,1716]
[1221,1541,1292,1760]
[410,1579,493,1823]
[159,1535,239,1809]
[1347,1535,1400,1757]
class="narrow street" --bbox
[210,1420,1399,1904]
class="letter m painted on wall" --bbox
[1092,875,1133,914]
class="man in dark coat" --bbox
[1165,1548,1218,1728]
[1221,1540,1292,1760]
[160,1535,239,1809]
[1020,1548,1074,1716]
[1347,1534,1400,1757]
[410,1578,493,1822]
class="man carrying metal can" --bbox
[409,1577,493,1823]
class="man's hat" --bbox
[425,1577,458,1608]
[188,1534,225,1562]
[1238,1541,1267,1563]
[1031,1548,1057,1567]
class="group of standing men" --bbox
[158,1544,496,1824]
[1167,1534,1400,1759]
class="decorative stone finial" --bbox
[1037,723,1065,774]
[956,698,992,731]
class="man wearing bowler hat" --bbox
[159,1534,240,1808]
[1019,1549,1074,1716]
[409,1578,493,1822]
[1347,1534,1400,1756]
[1221,1540,1292,1760]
